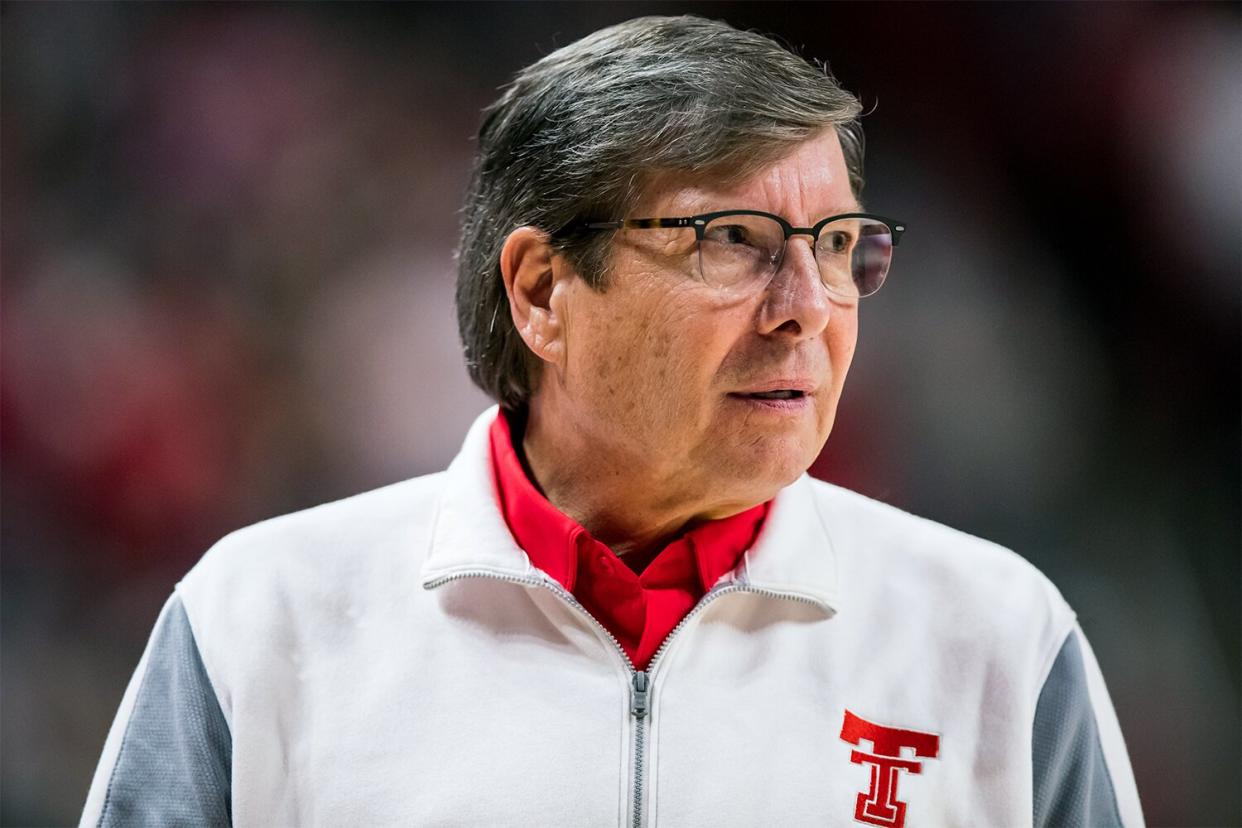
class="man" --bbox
[83,16,1143,827]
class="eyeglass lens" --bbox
[698,215,893,298]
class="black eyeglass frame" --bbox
[581,209,906,297]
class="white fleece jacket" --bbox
[83,406,1143,827]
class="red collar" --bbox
[488,410,768,645]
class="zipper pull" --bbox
[630,671,650,719]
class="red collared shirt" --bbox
[489,411,768,671]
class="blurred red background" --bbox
[3,3,1238,825]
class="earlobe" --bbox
[499,227,566,368]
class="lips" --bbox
[743,389,805,400]
[725,379,814,409]
[729,379,817,401]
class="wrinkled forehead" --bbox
[630,128,863,219]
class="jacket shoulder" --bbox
[183,472,445,591]
[807,478,1075,669]
[810,478,1058,585]
[173,472,448,722]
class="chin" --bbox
[724,437,818,500]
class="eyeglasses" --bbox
[583,210,905,299]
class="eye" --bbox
[821,230,853,255]
[705,224,756,246]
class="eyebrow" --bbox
[711,204,867,220]
[707,205,868,221]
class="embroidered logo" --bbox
[840,709,941,828]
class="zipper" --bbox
[425,570,824,828]
[629,671,649,828]
[426,571,650,825]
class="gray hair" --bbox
[455,15,865,411]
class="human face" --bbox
[547,129,860,515]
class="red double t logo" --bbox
[840,709,941,828]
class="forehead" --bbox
[637,129,861,220]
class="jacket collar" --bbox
[420,406,839,616]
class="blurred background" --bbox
[2,2,1238,825]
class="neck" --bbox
[518,403,740,560]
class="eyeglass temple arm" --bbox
[582,218,698,231]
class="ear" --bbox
[499,226,571,369]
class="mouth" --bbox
[736,389,806,401]
[726,386,813,412]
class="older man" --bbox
[83,16,1142,828]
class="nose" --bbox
[756,236,835,339]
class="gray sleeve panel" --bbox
[98,593,232,828]
[1032,630,1123,827]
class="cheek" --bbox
[592,305,723,428]
[623,311,705,411]
[569,298,677,417]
